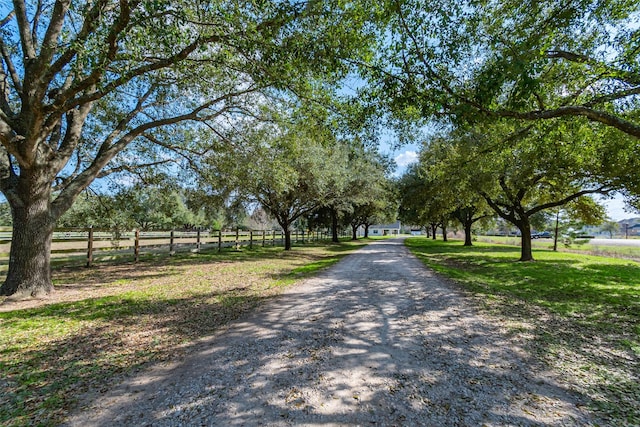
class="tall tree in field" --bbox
[200,117,351,250]
[0,0,374,297]
[421,121,615,261]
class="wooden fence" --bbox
[0,228,333,267]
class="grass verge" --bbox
[405,237,640,425]
[0,240,366,426]
[476,235,640,261]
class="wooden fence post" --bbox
[262,230,266,247]
[235,228,239,250]
[301,230,305,244]
[218,230,222,252]
[86,226,93,267]
[249,230,253,248]
[196,228,201,252]
[170,230,175,255]
[134,229,140,263]
[272,230,276,246]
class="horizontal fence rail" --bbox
[0,228,340,267]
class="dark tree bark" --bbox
[463,222,473,246]
[430,223,438,240]
[284,228,292,250]
[275,219,292,250]
[0,179,55,297]
[453,207,488,247]
[364,223,370,238]
[515,219,534,261]
[553,211,560,251]
[351,223,358,240]
[441,223,448,241]
[331,208,339,243]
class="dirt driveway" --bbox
[65,238,594,426]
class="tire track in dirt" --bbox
[65,238,595,426]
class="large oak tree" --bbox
[0,0,372,297]
[419,120,616,261]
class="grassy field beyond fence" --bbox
[405,237,640,425]
[0,240,365,427]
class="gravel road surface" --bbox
[65,238,594,426]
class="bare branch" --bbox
[38,0,73,70]
[0,11,15,27]
[31,0,43,42]
[0,37,23,95]
[46,0,111,79]
[547,49,640,86]
[496,106,640,139]
[13,0,36,59]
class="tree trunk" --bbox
[463,221,473,246]
[284,228,292,250]
[364,224,369,238]
[1,189,55,298]
[430,223,437,240]
[331,209,339,243]
[351,224,358,240]
[518,221,534,261]
[553,210,560,251]
[442,224,448,241]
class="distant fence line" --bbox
[0,228,337,267]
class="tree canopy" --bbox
[368,0,640,138]
[0,0,378,296]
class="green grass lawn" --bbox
[477,235,640,261]
[0,240,367,427]
[406,237,640,424]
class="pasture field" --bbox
[406,237,640,425]
[0,240,366,426]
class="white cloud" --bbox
[394,150,419,168]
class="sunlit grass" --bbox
[406,237,640,423]
[406,238,639,322]
[0,241,366,426]
[476,235,640,260]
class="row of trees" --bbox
[397,120,617,260]
[1,0,639,296]
[0,0,384,297]
[383,0,639,261]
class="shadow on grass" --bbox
[0,289,279,426]
[0,240,370,426]
[405,237,640,423]
[59,237,593,426]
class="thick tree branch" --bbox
[37,0,71,71]
[526,186,612,216]
[496,106,640,138]
[45,0,111,79]
[0,38,23,96]
[547,50,640,85]
[13,0,36,59]
[50,85,261,220]
[48,0,134,113]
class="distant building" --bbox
[369,221,402,236]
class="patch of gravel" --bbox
[64,238,597,426]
